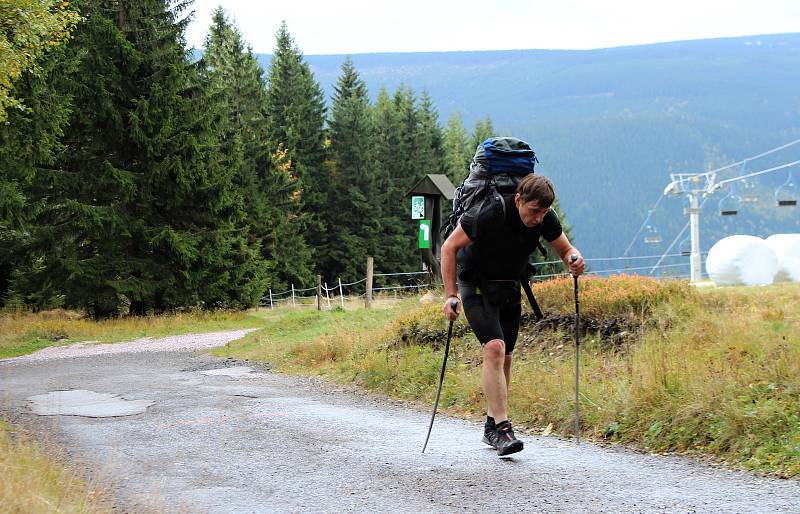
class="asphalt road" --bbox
[1,333,799,513]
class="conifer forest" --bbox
[2,2,543,316]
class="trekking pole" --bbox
[422,298,458,453]
[570,254,581,444]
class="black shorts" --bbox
[458,280,522,354]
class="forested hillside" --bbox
[270,33,800,265]
[2,2,797,315]
[1,2,532,314]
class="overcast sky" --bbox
[183,0,800,55]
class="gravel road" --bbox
[1,331,798,513]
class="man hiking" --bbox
[441,173,585,456]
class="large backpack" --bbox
[444,136,546,320]
[443,136,538,240]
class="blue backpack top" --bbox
[443,136,538,239]
[472,137,538,176]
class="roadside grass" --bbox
[0,419,113,512]
[211,302,406,374]
[0,309,266,359]
[218,277,800,477]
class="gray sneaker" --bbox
[482,416,497,447]
[494,420,524,456]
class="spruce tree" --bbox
[325,58,380,282]
[263,22,325,285]
[0,42,77,307]
[372,87,415,272]
[12,0,265,316]
[443,112,471,184]
[201,7,307,293]
[417,91,446,176]
[468,116,496,154]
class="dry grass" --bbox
[531,274,695,318]
[220,277,800,477]
[504,281,800,476]
[0,420,113,513]
[0,308,265,359]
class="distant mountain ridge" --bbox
[253,33,800,269]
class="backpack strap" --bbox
[521,279,544,320]
[470,178,505,240]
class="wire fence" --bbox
[260,251,705,310]
[529,251,707,281]
[262,269,431,310]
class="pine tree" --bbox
[263,22,326,285]
[417,91,446,177]
[12,0,265,316]
[371,87,417,272]
[200,7,306,293]
[0,42,77,307]
[468,116,496,154]
[443,111,471,184]
[325,58,380,282]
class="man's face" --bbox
[514,194,549,228]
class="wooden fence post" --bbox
[365,256,374,309]
[291,284,296,307]
[269,289,273,309]
[338,278,345,309]
[317,275,322,311]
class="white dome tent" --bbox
[765,234,800,283]
[705,235,779,286]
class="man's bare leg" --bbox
[504,355,513,394]
[482,339,508,422]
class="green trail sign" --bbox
[418,220,431,249]
[411,196,425,220]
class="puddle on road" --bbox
[28,390,154,417]
[198,366,261,379]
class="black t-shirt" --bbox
[457,196,562,282]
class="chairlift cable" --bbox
[714,160,800,189]
[622,195,664,258]
[671,138,800,187]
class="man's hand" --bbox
[443,297,460,321]
[569,253,585,276]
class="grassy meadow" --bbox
[214,277,800,477]
[2,279,798,494]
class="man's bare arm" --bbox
[549,233,585,276]
[441,224,472,319]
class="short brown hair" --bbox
[516,175,555,206]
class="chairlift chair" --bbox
[679,235,691,257]
[739,178,760,204]
[718,187,739,216]
[643,225,662,245]
[775,170,797,207]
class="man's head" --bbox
[514,175,555,228]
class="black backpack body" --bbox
[444,136,538,240]
[444,136,546,320]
